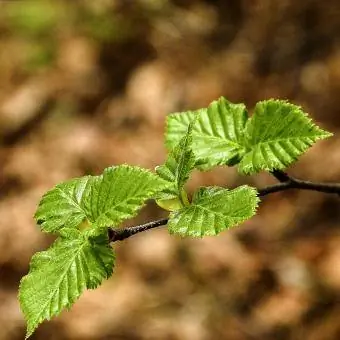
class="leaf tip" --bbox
[25,326,35,340]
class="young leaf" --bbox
[155,196,184,212]
[168,185,259,237]
[156,124,195,209]
[34,176,92,233]
[166,97,248,170]
[166,108,196,150]
[35,165,169,234]
[238,100,333,174]
[19,232,114,338]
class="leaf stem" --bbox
[180,189,190,207]
[109,172,340,242]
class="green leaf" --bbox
[35,176,92,233]
[238,100,333,174]
[19,232,114,338]
[166,97,248,170]
[155,196,183,212]
[35,165,169,234]
[156,124,195,209]
[166,109,196,150]
[168,185,259,237]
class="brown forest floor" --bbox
[1,1,340,339]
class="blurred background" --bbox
[1,0,340,339]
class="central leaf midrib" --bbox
[175,133,193,194]
[193,132,241,148]
[191,203,237,219]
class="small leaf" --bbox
[155,189,190,212]
[156,124,195,208]
[168,185,259,237]
[35,165,169,234]
[166,97,248,170]
[155,196,183,212]
[19,232,114,338]
[238,100,333,174]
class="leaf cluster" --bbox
[19,97,332,337]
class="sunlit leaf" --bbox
[168,185,259,237]
[35,165,169,234]
[166,97,248,170]
[238,100,333,174]
[19,232,114,338]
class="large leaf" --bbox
[156,125,195,210]
[19,232,114,338]
[35,165,169,234]
[238,100,333,174]
[168,185,259,237]
[166,97,248,170]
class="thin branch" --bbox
[257,181,292,196]
[270,169,291,182]
[109,174,340,243]
[109,218,168,242]
[257,179,340,196]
